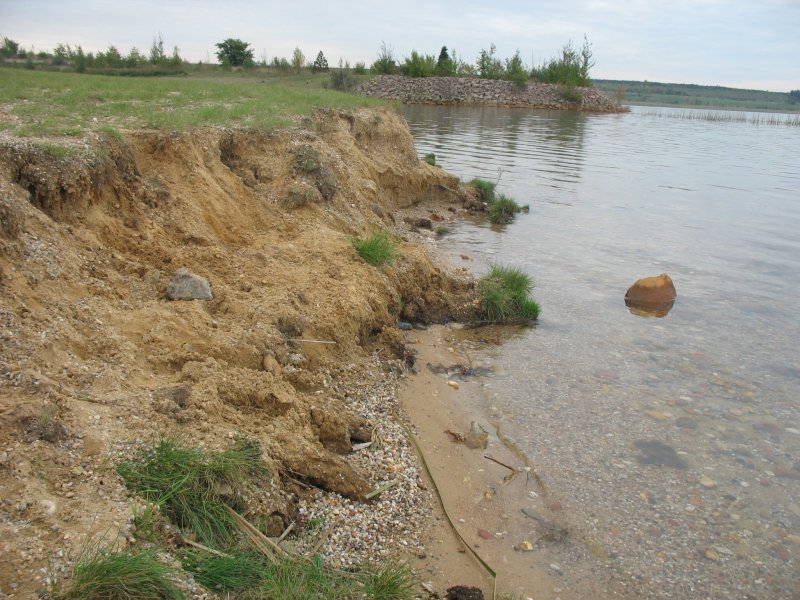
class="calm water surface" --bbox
[403,105,800,598]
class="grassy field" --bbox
[594,79,798,112]
[0,67,385,137]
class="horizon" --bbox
[1,0,798,93]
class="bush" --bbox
[352,231,398,266]
[371,41,397,74]
[353,61,367,75]
[423,153,436,166]
[329,68,356,92]
[559,85,583,104]
[489,194,524,224]
[479,264,540,323]
[530,36,594,87]
[504,50,529,88]
[401,51,436,77]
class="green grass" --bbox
[58,547,182,599]
[422,152,436,166]
[479,264,540,323]
[468,177,496,202]
[360,560,416,600]
[179,549,266,593]
[352,231,399,267]
[0,67,386,137]
[117,438,265,547]
[489,194,525,225]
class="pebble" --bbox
[704,548,720,561]
[447,380,460,389]
[699,476,718,489]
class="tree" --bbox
[312,51,329,72]
[477,43,504,79]
[150,34,166,64]
[436,46,454,76]
[291,47,305,73]
[789,90,800,105]
[371,41,396,74]
[0,37,19,58]
[215,38,254,67]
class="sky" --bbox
[1,0,798,92]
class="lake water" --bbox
[402,104,800,599]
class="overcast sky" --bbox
[1,0,798,92]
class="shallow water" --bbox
[403,104,800,598]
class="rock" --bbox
[446,586,484,600]
[166,267,212,300]
[447,380,460,389]
[625,273,676,317]
[477,528,493,540]
[262,354,282,377]
[699,476,718,489]
[397,321,413,331]
[704,548,720,561]
[518,540,534,551]
[464,421,488,449]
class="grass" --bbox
[117,438,265,547]
[179,549,266,593]
[0,67,386,137]
[352,231,398,267]
[423,152,436,166]
[479,264,540,323]
[489,194,525,225]
[468,177,496,202]
[57,546,182,599]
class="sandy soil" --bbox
[0,108,485,596]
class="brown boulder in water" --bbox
[625,273,676,317]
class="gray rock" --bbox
[166,268,213,301]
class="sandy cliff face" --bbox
[0,108,477,594]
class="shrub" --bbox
[530,36,594,87]
[401,51,436,77]
[468,178,497,202]
[352,231,398,266]
[559,85,583,104]
[423,153,436,166]
[504,50,529,88]
[476,44,505,79]
[371,41,397,74]
[353,61,367,75]
[479,264,540,323]
[59,547,182,599]
[329,68,356,92]
[489,194,523,224]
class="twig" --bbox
[276,521,295,544]
[483,454,518,473]
[365,479,398,500]
[286,338,337,345]
[224,505,280,563]
[309,526,332,557]
[352,441,373,452]
[181,538,229,558]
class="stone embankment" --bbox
[357,74,627,112]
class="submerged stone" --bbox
[633,439,688,469]
[625,273,676,317]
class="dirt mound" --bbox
[0,108,478,595]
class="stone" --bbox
[447,380,460,389]
[446,586,484,600]
[518,540,534,551]
[477,528,493,540]
[166,267,212,300]
[699,476,718,489]
[704,548,720,561]
[262,354,282,377]
[625,273,676,317]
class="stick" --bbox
[181,538,229,558]
[309,526,332,557]
[483,454,518,474]
[224,505,280,563]
[276,521,295,544]
[286,338,337,344]
[365,479,398,500]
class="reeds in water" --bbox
[639,108,799,126]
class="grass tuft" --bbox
[479,264,540,323]
[117,438,265,547]
[58,546,182,599]
[360,560,416,600]
[352,231,398,267]
[179,549,265,593]
[468,177,496,202]
[489,194,524,224]
[422,152,436,166]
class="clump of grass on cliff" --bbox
[489,194,527,225]
[479,264,540,322]
[57,546,182,599]
[352,230,399,267]
[178,549,266,593]
[117,438,265,547]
